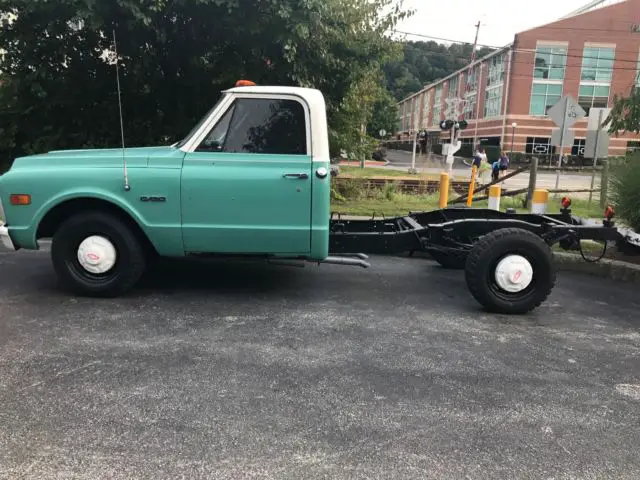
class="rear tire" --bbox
[464,228,556,314]
[428,250,466,269]
[51,211,146,297]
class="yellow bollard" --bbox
[466,165,478,207]
[488,184,501,211]
[531,189,549,214]
[438,172,450,209]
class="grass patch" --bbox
[338,166,465,181]
[331,192,604,218]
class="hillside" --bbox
[384,41,495,101]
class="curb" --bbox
[552,252,640,284]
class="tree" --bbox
[605,84,640,232]
[0,0,409,171]
[606,86,640,135]
[368,90,398,138]
[384,41,495,101]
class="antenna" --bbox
[112,29,130,192]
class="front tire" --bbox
[51,211,146,297]
[464,228,556,314]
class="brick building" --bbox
[396,0,640,158]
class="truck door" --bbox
[180,95,313,254]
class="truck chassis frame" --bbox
[328,207,640,314]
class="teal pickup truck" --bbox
[1,84,333,294]
[1,82,634,314]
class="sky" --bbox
[395,0,611,47]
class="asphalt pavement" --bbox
[385,150,600,194]
[1,244,640,479]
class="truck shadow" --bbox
[136,257,307,294]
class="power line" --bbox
[396,29,640,59]
[518,25,640,33]
[394,47,640,70]
[392,30,503,49]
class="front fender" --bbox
[13,189,150,250]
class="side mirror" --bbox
[200,140,223,152]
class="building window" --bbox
[526,137,554,155]
[530,83,563,116]
[421,92,431,129]
[486,53,505,88]
[447,75,459,98]
[579,46,614,116]
[466,66,479,92]
[464,93,477,119]
[636,50,640,89]
[404,100,412,131]
[478,136,501,147]
[578,84,610,114]
[534,46,567,80]
[628,141,640,153]
[431,86,443,126]
[484,86,503,118]
[572,139,586,158]
[581,47,615,82]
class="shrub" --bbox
[610,153,640,231]
[334,178,365,200]
[382,181,398,201]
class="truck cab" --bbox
[0,84,332,296]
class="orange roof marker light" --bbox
[235,80,256,87]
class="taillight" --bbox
[9,194,31,206]
[604,206,615,220]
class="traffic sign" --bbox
[551,127,575,147]
[547,96,586,128]
[379,129,387,138]
[585,108,611,159]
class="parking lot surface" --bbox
[1,245,640,479]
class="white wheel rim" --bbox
[494,255,533,293]
[77,236,117,274]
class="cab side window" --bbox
[196,98,307,155]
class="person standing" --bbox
[473,146,487,181]
[498,151,510,178]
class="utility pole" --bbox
[471,21,481,63]
[464,21,481,148]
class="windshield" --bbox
[174,94,228,149]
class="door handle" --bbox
[283,173,309,179]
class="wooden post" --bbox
[600,159,610,209]
[466,165,478,207]
[526,156,538,210]
[439,172,450,209]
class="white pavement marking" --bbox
[615,384,640,401]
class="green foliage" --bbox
[0,0,409,169]
[610,152,640,231]
[605,87,640,135]
[384,41,495,101]
[383,181,398,201]
[368,90,398,138]
[330,69,390,161]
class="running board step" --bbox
[319,256,371,268]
